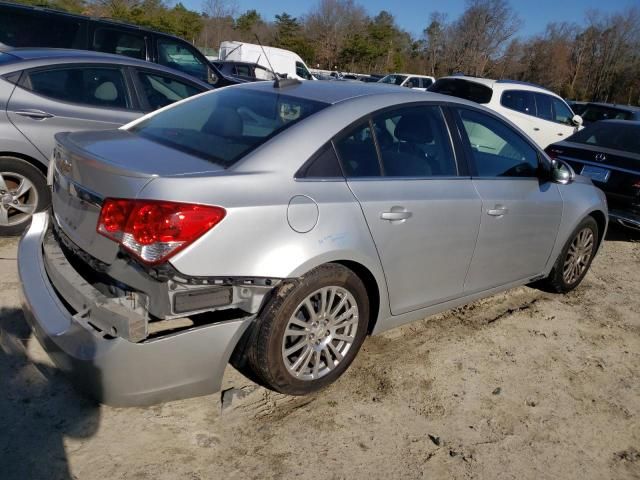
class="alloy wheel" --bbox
[562,227,594,285]
[282,286,359,381]
[0,171,38,227]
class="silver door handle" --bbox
[487,207,508,216]
[381,211,412,221]
[14,109,54,120]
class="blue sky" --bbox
[181,0,638,38]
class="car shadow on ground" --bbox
[0,307,101,480]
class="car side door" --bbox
[6,63,143,161]
[533,92,577,148]
[453,107,563,293]
[337,104,482,315]
[130,67,207,112]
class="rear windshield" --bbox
[428,78,493,104]
[129,88,328,167]
[568,122,640,154]
[581,105,634,123]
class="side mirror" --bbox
[551,159,575,185]
[207,67,218,86]
[572,114,583,127]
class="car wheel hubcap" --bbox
[563,227,594,285]
[282,286,359,381]
[0,172,38,227]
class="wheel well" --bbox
[0,152,48,176]
[334,260,381,335]
[589,210,606,249]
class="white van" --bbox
[218,41,315,81]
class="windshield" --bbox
[428,78,493,104]
[129,88,329,167]
[568,122,640,154]
[379,74,407,86]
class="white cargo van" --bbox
[219,41,315,81]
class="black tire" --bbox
[544,216,598,293]
[245,263,370,395]
[0,156,50,236]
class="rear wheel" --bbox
[0,157,49,236]
[544,216,598,293]
[246,263,369,395]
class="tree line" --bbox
[11,0,640,104]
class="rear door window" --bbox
[93,28,146,60]
[456,108,539,178]
[334,122,381,177]
[429,78,493,104]
[371,106,457,177]
[129,88,328,167]
[136,70,204,111]
[0,11,84,48]
[24,66,130,109]
[501,90,535,116]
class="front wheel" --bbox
[544,216,598,293]
[246,263,369,395]
[0,157,50,236]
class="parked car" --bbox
[378,73,435,90]
[0,1,236,87]
[0,48,209,235]
[567,100,588,116]
[546,120,640,231]
[429,76,582,148]
[218,41,316,81]
[578,102,640,125]
[212,60,276,82]
[19,81,607,406]
[359,74,384,83]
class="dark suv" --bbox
[0,1,237,87]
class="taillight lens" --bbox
[97,199,225,265]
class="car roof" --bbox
[593,119,640,126]
[436,75,557,94]
[232,78,475,106]
[0,48,211,87]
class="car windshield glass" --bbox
[129,88,329,167]
[379,74,407,86]
[568,122,640,154]
[581,105,633,122]
[428,78,493,104]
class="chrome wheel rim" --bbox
[0,172,38,227]
[282,286,359,381]
[563,227,594,285]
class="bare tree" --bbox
[199,0,238,50]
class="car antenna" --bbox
[254,34,301,88]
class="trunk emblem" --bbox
[594,153,607,162]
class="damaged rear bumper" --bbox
[18,212,254,407]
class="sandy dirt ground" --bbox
[1,227,639,480]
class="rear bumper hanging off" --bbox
[18,212,254,407]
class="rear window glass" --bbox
[129,88,328,167]
[568,122,640,154]
[0,11,83,48]
[581,105,634,123]
[429,78,492,104]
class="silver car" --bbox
[0,48,209,235]
[19,80,608,406]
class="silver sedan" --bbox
[19,80,607,406]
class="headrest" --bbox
[203,107,243,137]
[395,114,434,143]
[94,81,118,101]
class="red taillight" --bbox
[97,199,225,265]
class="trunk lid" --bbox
[52,130,227,264]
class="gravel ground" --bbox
[1,226,639,480]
